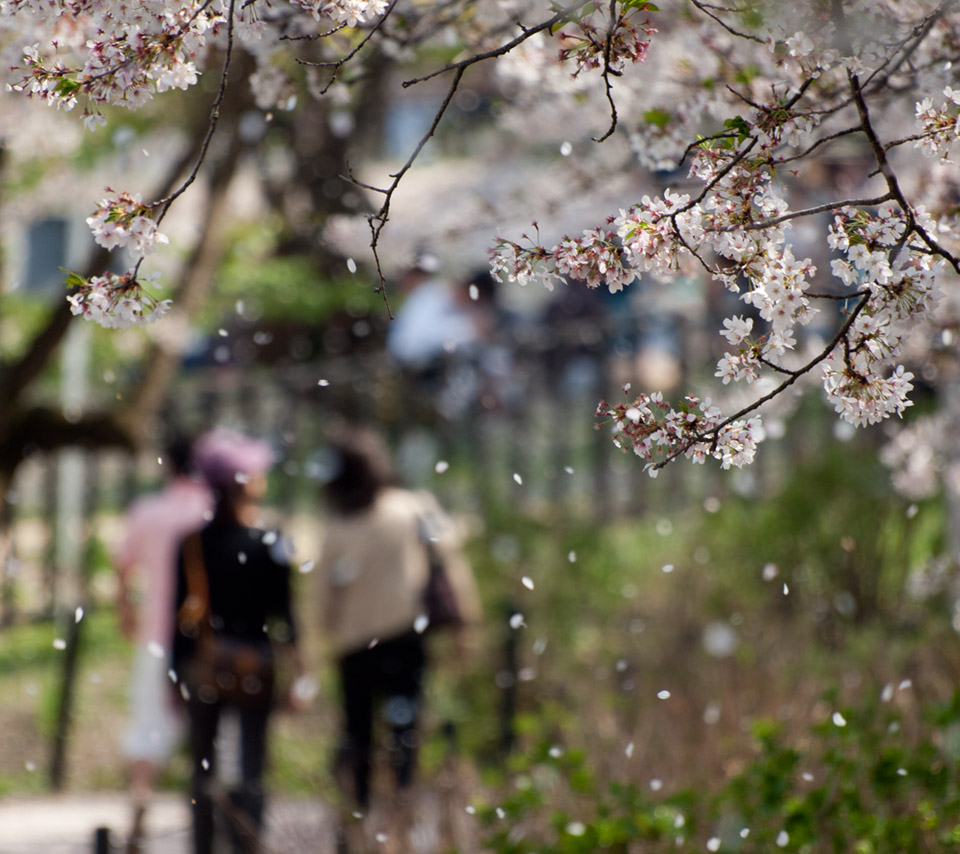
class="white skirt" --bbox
[122,644,184,762]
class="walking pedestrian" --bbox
[172,429,305,854]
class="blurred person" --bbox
[113,435,212,854]
[386,255,489,375]
[317,427,482,816]
[172,429,305,854]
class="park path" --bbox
[0,786,473,853]
[0,792,342,854]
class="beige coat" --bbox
[320,487,481,655]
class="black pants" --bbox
[187,698,270,854]
[338,631,427,808]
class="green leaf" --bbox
[642,108,671,129]
[55,77,81,96]
[60,269,87,289]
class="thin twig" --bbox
[401,1,591,88]
[653,291,872,469]
[592,0,621,143]
[689,0,765,43]
[152,0,237,222]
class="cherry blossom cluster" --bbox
[490,231,565,291]
[613,189,703,278]
[86,190,169,259]
[914,86,960,161]
[7,1,217,114]
[557,3,657,78]
[291,0,388,28]
[598,390,765,476]
[66,272,172,330]
[490,189,704,293]
[819,204,944,427]
[554,228,635,293]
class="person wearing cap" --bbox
[171,429,304,854]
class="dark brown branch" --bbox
[848,68,960,274]
[118,126,246,439]
[690,0,765,43]
[153,0,237,223]
[295,0,398,96]
[351,64,466,314]
[592,0,621,143]
[721,194,894,233]
[653,290,872,470]
[401,1,592,88]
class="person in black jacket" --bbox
[172,429,303,854]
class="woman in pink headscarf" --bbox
[172,430,304,854]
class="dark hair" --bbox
[464,269,497,303]
[165,435,195,477]
[322,428,397,516]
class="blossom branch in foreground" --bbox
[597,390,766,477]
[64,271,172,330]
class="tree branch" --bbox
[653,290,873,470]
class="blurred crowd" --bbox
[114,425,481,854]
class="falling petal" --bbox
[414,615,429,634]
[521,576,534,590]
[75,606,84,623]
[513,473,523,485]
[299,559,315,574]
[435,460,450,474]
[53,638,67,650]
[657,690,671,700]
[832,712,846,727]
[318,379,330,387]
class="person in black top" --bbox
[172,430,303,854]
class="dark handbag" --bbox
[420,518,463,631]
[178,534,275,709]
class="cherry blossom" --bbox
[3,0,960,476]
[65,271,172,330]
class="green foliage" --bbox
[206,219,381,329]
[642,108,672,129]
[698,439,945,623]
[479,690,960,853]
